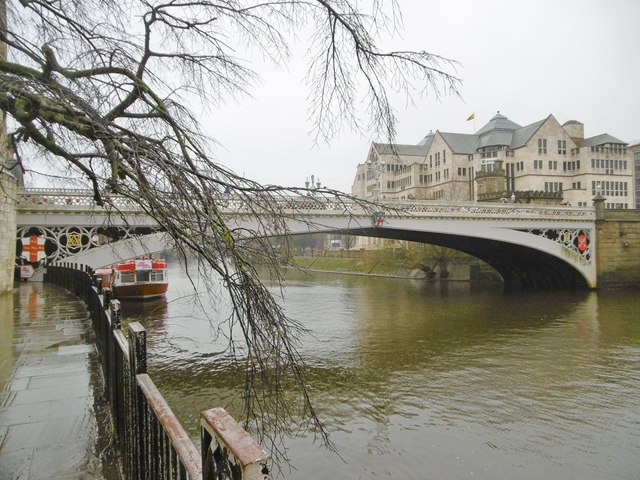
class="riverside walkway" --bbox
[0,282,119,479]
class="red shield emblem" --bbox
[577,234,588,252]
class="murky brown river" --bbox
[120,266,640,479]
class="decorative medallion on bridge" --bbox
[66,232,82,249]
[577,234,588,253]
[372,212,385,227]
[522,228,592,262]
[21,235,46,263]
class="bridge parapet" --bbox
[18,188,595,222]
[18,188,139,213]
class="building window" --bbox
[538,138,547,154]
[545,182,562,192]
[480,159,496,173]
[548,160,557,170]
[534,159,543,169]
[557,140,566,155]
[481,146,499,159]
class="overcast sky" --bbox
[205,0,640,193]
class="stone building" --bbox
[629,142,640,209]
[352,112,635,209]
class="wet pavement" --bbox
[0,282,120,480]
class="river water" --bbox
[120,266,640,479]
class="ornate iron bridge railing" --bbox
[18,188,596,220]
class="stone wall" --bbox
[596,208,640,288]
[1,1,16,294]
[0,172,17,294]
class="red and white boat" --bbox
[97,257,169,300]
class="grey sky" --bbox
[206,0,639,193]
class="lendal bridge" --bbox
[15,187,600,291]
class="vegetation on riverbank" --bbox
[287,241,479,279]
[291,254,426,278]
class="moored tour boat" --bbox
[96,257,168,300]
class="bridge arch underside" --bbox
[313,227,591,291]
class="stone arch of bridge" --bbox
[304,225,593,291]
[58,221,594,291]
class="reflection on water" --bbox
[120,267,640,479]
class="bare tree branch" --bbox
[1,0,461,467]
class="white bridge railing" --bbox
[17,188,596,221]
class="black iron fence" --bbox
[45,263,271,480]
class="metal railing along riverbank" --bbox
[45,263,272,480]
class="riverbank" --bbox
[288,255,506,287]
[289,255,471,280]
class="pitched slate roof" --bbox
[476,112,521,136]
[439,132,478,154]
[578,133,627,148]
[374,142,429,157]
[418,130,435,147]
[510,118,547,149]
[398,112,626,157]
[477,131,514,149]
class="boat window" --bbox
[120,271,135,283]
[136,270,150,282]
[150,270,164,281]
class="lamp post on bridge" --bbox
[305,174,322,195]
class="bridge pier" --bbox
[0,171,18,294]
[594,196,640,288]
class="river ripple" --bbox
[122,267,640,479]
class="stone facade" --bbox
[0,172,17,294]
[0,2,16,294]
[629,142,640,209]
[352,112,635,209]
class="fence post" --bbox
[103,287,112,307]
[104,299,121,443]
[110,300,121,330]
[200,408,272,480]
[129,322,148,479]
